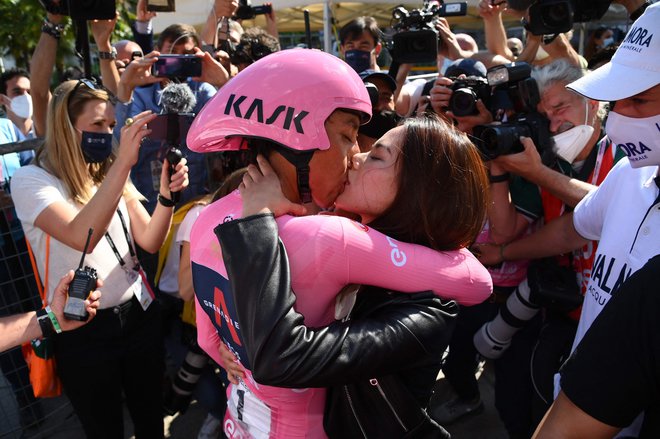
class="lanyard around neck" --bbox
[104,209,139,271]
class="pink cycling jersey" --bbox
[191,191,492,438]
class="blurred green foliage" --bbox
[0,0,137,81]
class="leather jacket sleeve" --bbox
[214,214,458,389]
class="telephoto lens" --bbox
[163,342,209,415]
[473,279,540,359]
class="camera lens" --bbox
[235,4,256,20]
[541,2,570,28]
[449,88,478,117]
[476,124,530,159]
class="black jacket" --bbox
[215,214,458,438]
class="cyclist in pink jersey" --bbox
[187,50,492,438]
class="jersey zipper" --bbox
[370,378,408,431]
[345,385,368,438]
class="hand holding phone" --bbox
[152,54,202,79]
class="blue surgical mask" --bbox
[601,37,614,48]
[344,49,372,73]
[81,131,113,163]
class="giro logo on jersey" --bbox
[617,141,652,161]
[224,94,310,134]
[386,236,407,267]
[622,26,653,52]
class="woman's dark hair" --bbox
[369,115,488,251]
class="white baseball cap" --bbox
[567,2,660,101]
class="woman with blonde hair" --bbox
[11,79,189,439]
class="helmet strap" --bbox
[273,147,315,204]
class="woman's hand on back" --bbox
[240,155,306,218]
[116,110,157,169]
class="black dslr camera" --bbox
[448,76,491,117]
[40,0,116,20]
[390,0,467,64]
[234,0,272,20]
[524,0,611,35]
[472,63,554,164]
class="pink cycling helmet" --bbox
[187,48,372,154]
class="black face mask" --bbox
[359,110,401,139]
[344,49,372,73]
[81,131,113,163]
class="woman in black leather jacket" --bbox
[215,116,491,437]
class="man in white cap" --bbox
[521,3,660,437]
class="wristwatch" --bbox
[42,18,65,40]
[36,308,55,338]
[98,47,118,60]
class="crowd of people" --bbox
[0,0,658,438]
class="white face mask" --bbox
[606,111,660,168]
[552,100,594,163]
[10,94,33,120]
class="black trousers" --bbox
[55,296,164,439]
[442,293,543,439]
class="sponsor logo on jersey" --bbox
[386,236,407,267]
[224,94,309,134]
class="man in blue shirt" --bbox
[115,23,229,213]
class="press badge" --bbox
[132,273,154,311]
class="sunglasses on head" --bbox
[68,78,118,106]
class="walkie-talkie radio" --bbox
[64,228,98,321]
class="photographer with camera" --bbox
[428,58,495,133]
[472,58,626,431]
[356,69,400,152]
[428,59,554,436]
[478,4,660,436]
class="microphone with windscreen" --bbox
[157,82,197,203]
